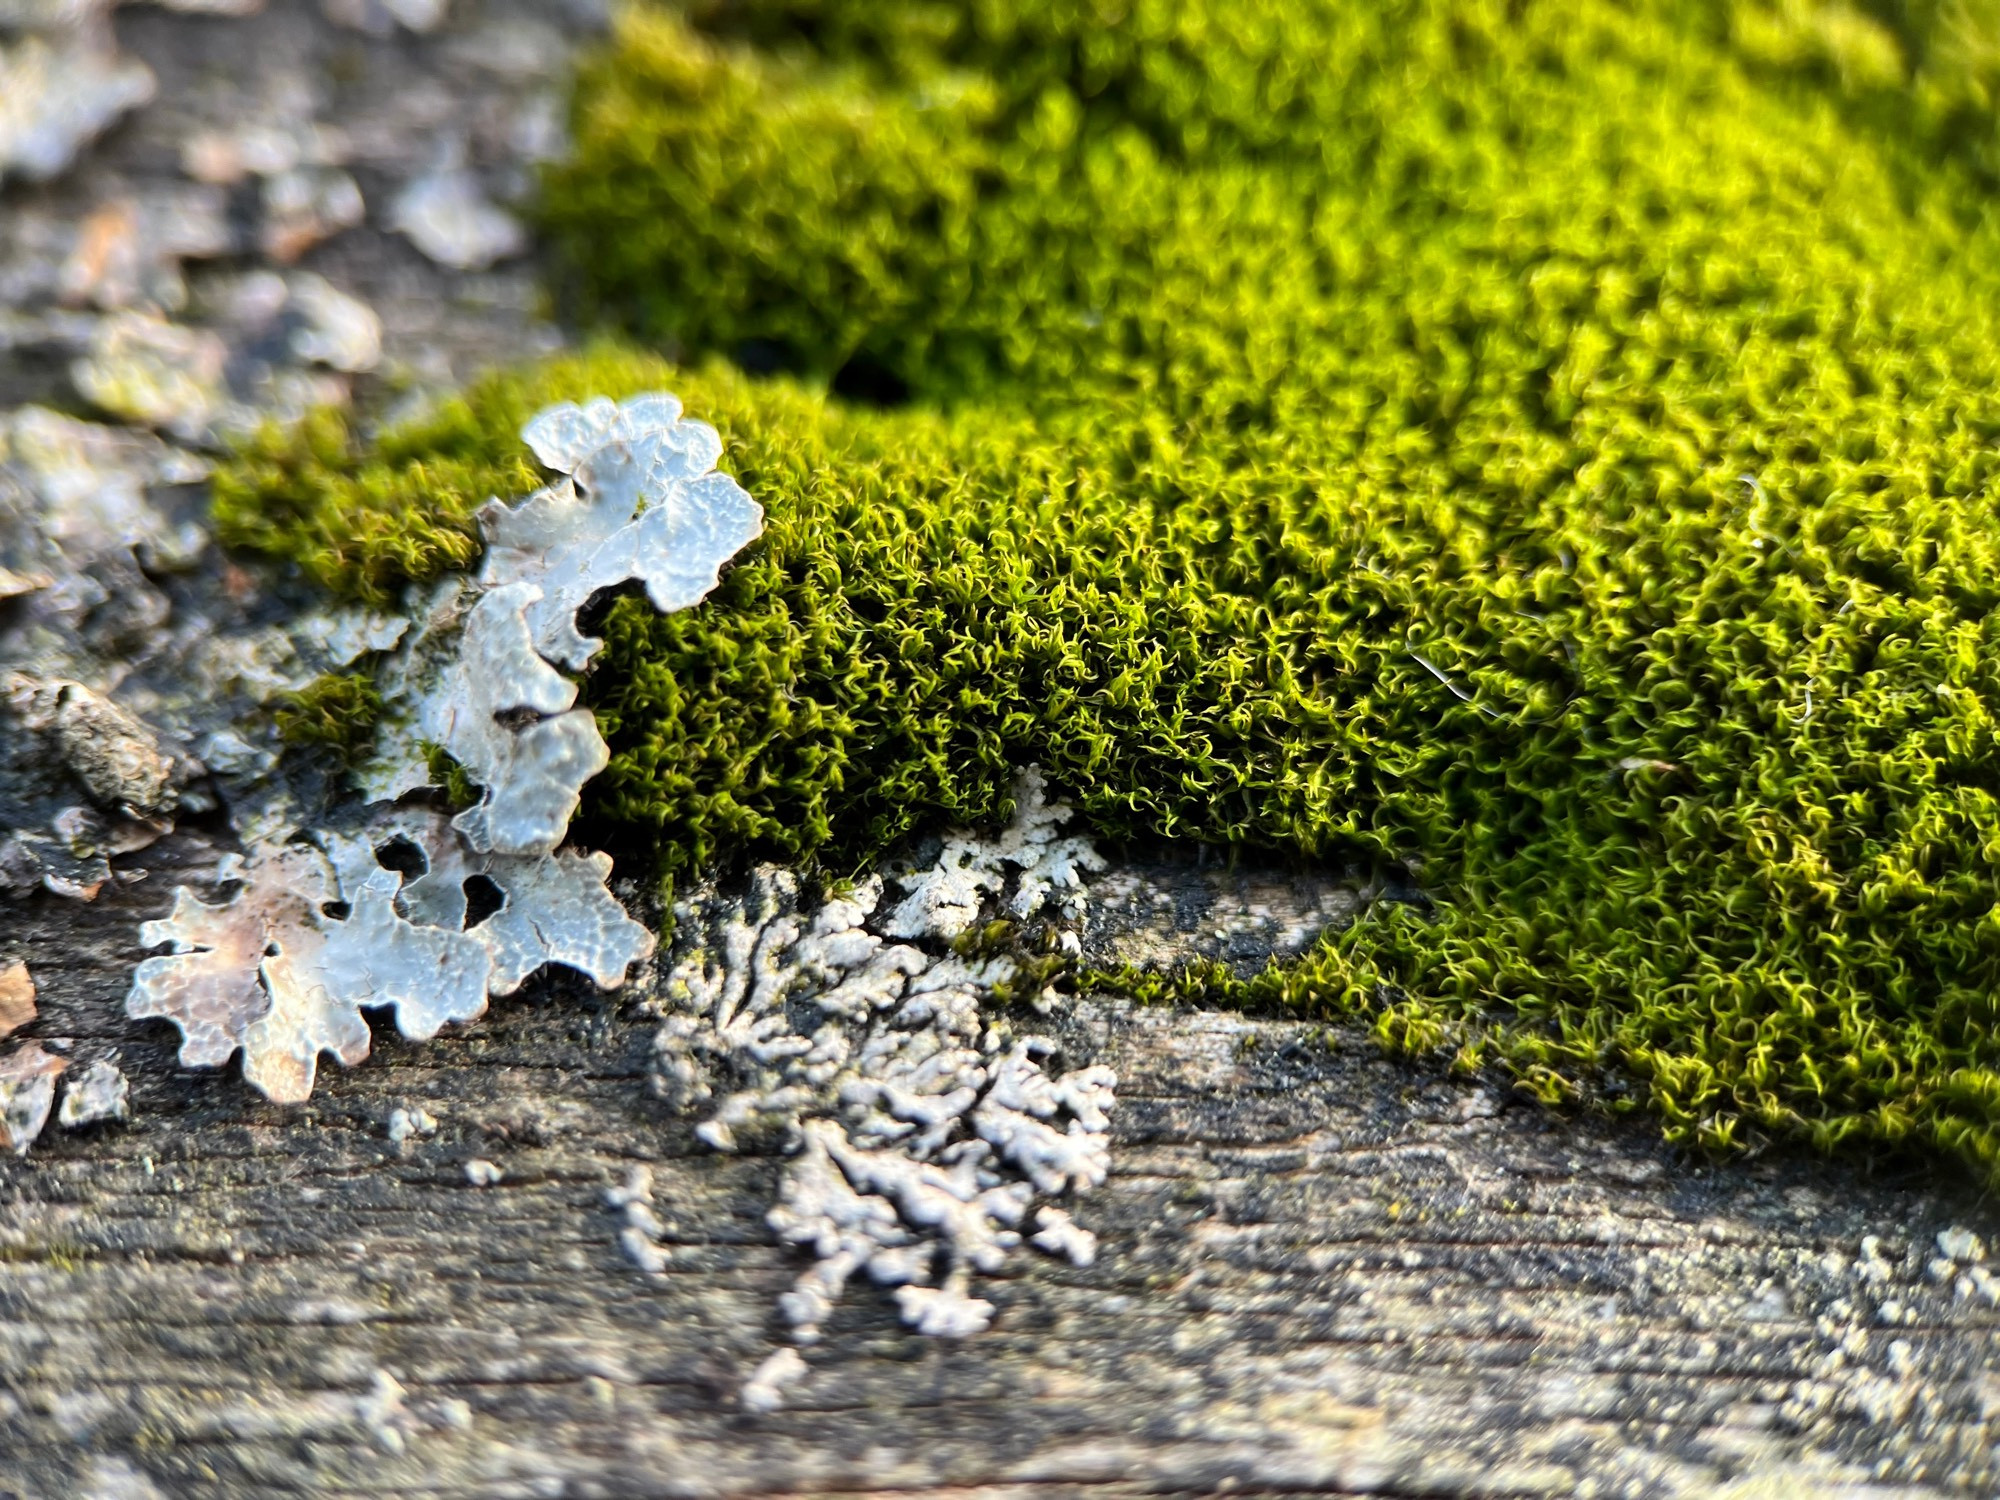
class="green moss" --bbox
[422,744,481,814]
[275,671,384,764]
[218,0,2000,1182]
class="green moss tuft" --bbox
[275,671,385,764]
[219,0,2000,1182]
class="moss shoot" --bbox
[219,0,2000,1181]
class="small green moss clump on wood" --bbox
[275,671,384,764]
[218,0,2000,1182]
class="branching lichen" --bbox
[884,767,1103,941]
[129,836,490,1102]
[649,781,1114,1407]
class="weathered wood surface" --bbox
[1,834,1997,1498]
[2,2,1999,1496]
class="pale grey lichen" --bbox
[357,807,655,996]
[260,167,365,264]
[518,392,693,474]
[128,808,656,1102]
[1924,1225,1998,1309]
[292,605,408,669]
[0,0,265,16]
[8,674,181,822]
[56,188,232,313]
[355,577,474,806]
[0,0,101,23]
[71,311,230,438]
[892,1274,996,1338]
[481,392,764,670]
[973,1035,1114,1195]
[128,835,490,1103]
[78,1454,168,1500]
[99,388,750,1099]
[1,572,377,889]
[436,582,609,856]
[253,271,381,373]
[177,65,345,188]
[1936,1226,1986,1265]
[365,390,760,830]
[322,0,447,37]
[884,766,1106,941]
[0,403,364,897]
[0,673,191,898]
[360,580,599,845]
[57,1056,128,1126]
[652,814,1116,1396]
[77,286,360,440]
[0,404,208,576]
[177,70,361,264]
[1770,1234,2000,1432]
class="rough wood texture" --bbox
[2,2,1998,1496]
[0,835,1994,1498]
